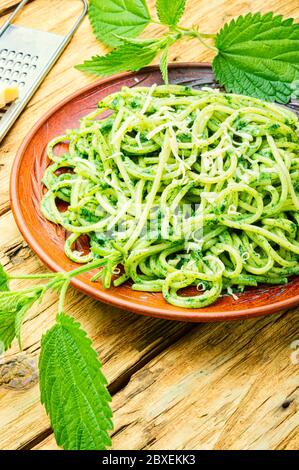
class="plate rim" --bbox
[10,62,299,322]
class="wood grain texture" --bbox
[0,0,299,451]
[35,309,299,450]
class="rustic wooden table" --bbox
[0,0,298,451]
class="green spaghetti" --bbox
[41,85,299,308]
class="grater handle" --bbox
[65,0,88,43]
[0,0,30,37]
[0,0,88,40]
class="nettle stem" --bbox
[55,259,105,312]
[58,280,71,314]
[175,26,217,52]
[7,258,105,315]
[198,33,217,39]
[9,273,58,280]
[56,259,105,312]
[65,258,105,279]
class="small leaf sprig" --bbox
[0,259,113,450]
[76,0,299,104]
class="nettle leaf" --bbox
[156,0,187,26]
[89,0,151,48]
[39,313,113,450]
[0,291,40,351]
[0,263,9,291]
[76,42,160,77]
[0,293,23,352]
[213,12,299,103]
[15,304,31,349]
[0,311,16,352]
[0,265,12,351]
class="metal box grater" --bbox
[0,0,87,142]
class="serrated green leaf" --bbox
[0,266,12,352]
[76,43,160,77]
[0,263,9,291]
[0,291,39,313]
[213,12,299,103]
[39,313,113,450]
[89,0,151,48]
[15,304,31,349]
[0,290,42,351]
[156,0,187,26]
[160,46,169,84]
[0,311,16,352]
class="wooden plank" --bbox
[35,310,299,450]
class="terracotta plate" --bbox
[10,64,299,322]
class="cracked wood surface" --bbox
[0,0,298,451]
[35,310,299,450]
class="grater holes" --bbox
[0,50,39,88]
